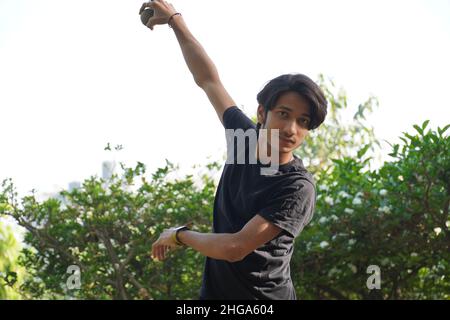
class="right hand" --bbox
[139,0,178,31]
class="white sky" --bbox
[1,0,449,199]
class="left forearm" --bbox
[178,230,242,262]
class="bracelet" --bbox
[168,12,182,28]
[171,230,182,246]
[172,225,189,246]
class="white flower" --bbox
[76,217,83,225]
[69,247,80,255]
[319,185,329,192]
[446,221,450,228]
[348,264,357,273]
[86,211,93,218]
[129,225,139,235]
[167,208,174,214]
[352,197,362,205]
[319,217,328,224]
[338,191,351,199]
[331,215,339,221]
[98,243,106,250]
[410,252,418,257]
[180,207,186,212]
[379,189,388,196]
[398,175,404,181]
[328,267,340,277]
[348,239,357,246]
[378,206,391,214]
[434,227,442,235]
[344,208,354,214]
[325,196,334,205]
[355,191,364,198]
[319,241,329,249]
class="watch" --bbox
[172,225,190,246]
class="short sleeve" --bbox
[223,106,258,164]
[258,179,316,238]
[223,106,256,131]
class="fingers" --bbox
[139,1,155,15]
[151,243,172,261]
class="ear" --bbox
[257,105,266,126]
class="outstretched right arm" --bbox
[141,0,236,125]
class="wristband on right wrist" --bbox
[168,12,182,28]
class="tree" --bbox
[0,149,220,299]
[0,217,25,299]
[292,121,449,299]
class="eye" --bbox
[301,118,310,124]
[278,111,288,118]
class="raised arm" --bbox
[140,0,236,125]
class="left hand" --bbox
[151,227,179,261]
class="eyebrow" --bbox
[277,105,311,118]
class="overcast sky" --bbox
[1,0,449,199]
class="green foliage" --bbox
[0,155,220,299]
[292,121,449,299]
[299,74,381,174]
[0,218,25,299]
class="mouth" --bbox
[280,137,295,145]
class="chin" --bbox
[280,146,292,152]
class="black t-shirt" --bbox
[199,106,316,300]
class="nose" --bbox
[283,120,297,138]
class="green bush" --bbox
[292,121,449,299]
[1,156,219,299]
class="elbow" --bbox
[195,74,221,89]
[195,77,209,88]
[224,242,248,263]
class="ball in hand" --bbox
[140,7,154,26]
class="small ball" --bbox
[140,7,154,26]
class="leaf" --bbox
[404,132,415,141]
[413,125,423,136]
[357,144,370,159]
[438,124,450,136]
[388,144,400,158]
[421,120,430,131]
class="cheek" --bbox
[297,132,308,143]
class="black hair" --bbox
[256,73,328,130]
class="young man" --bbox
[142,0,327,299]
